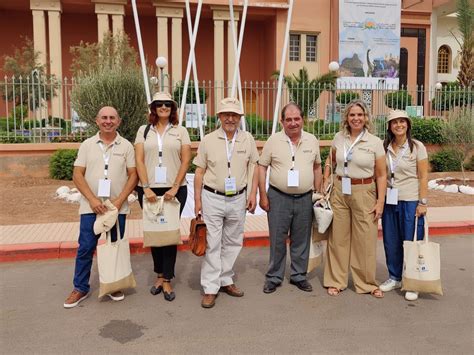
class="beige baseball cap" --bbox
[216,97,243,115]
[387,109,412,124]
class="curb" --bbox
[0,223,472,263]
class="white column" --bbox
[157,16,169,89]
[112,14,124,36]
[31,10,47,66]
[171,17,183,83]
[48,10,63,117]
[227,20,238,94]
[97,13,109,42]
[94,2,127,41]
[214,19,224,104]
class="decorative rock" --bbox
[435,184,445,190]
[66,192,82,203]
[443,184,459,193]
[70,188,79,193]
[459,185,474,195]
[56,186,70,196]
[128,193,138,204]
[428,180,439,189]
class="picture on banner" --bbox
[338,0,401,87]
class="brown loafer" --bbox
[220,284,244,297]
[201,293,217,308]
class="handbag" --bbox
[312,147,334,240]
[97,219,137,298]
[401,217,443,295]
[142,196,182,248]
[307,232,324,273]
[188,214,207,257]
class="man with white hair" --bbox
[194,97,259,308]
[63,106,137,308]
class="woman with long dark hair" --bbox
[379,110,428,301]
[134,92,191,301]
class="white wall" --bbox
[436,15,461,83]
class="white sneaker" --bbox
[379,279,402,292]
[107,291,125,301]
[405,291,419,301]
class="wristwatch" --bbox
[143,183,150,189]
[418,198,428,205]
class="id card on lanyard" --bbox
[342,130,365,195]
[287,137,300,187]
[98,142,113,197]
[224,131,238,195]
[155,124,171,184]
[386,144,408,205]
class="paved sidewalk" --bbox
[0,206,472,262]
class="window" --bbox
[289,34,300,61]
[306,35,317,62]
[437,45,450,74]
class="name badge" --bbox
[287,170,300,187]
[341,177,352,195]
[386,187,398,205]
[224,177,237,195]
[98,179,111,197]
[155,166,167,184]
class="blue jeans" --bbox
[73,213,126,293]
[382,201,424,281]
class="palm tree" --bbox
[453,0,474,87]
[273,67,337,117]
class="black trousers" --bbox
[136,185,188,279]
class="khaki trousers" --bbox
[201,189,246,294]
[323,179,379,293]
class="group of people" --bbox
[63,93,428,309]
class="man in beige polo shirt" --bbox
[63,106,137,308]
[258,102,322,294]
[194,97,259,308]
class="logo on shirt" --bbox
[236,150,247,154]
[113,152,125,157]
[303,149,313,153]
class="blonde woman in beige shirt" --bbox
[322,100,387,298]
[379,110,428,302]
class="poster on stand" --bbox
[338,0,401,88]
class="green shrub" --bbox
[0,136,31,143]
[464,155,474,171]
[431,82,473,111]
[245,114,271,136]
[49,149,78,180]
[336,91,360,104]
[9,105,28,120]
[320,147,330,164]
[172,81,207,104]
[429,148,463,172]
[384,91,412,110]
[411,118,445,144]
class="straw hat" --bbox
[216,97,243,115]
[387,109,412,124]
[149,92,177,107]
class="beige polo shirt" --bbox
[259,130,321,194]
[386,139,427,201]
[193,128,259,193]
[74,132,136,215]
[332,130,385,179]
[134,124,191,188]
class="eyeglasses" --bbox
[154,101,172,108]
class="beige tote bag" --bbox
[143,196,182,247]
[402,217,443,295]
[307,232,324,273]
[97,219,137,298]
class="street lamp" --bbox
[328,61,339,122]
[435,82,443,116]
[155,56,168,91]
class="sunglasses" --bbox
[154,101,173,108]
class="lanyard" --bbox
[388,143,409,186]
[224,130,238,177]
[286,136,297,170]
[156,124,171,167]
[98,142,115,179]
[343,129,365,176]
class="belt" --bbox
[203,185,246,197]
[337,176,374,185]
[269,185,312,198]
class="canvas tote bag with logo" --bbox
[143,196,182,247]
[402,217,443,295]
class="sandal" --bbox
[327,287,341,296]
[162,280,176,302]
[150,274,164,295]
[370,288,384,298]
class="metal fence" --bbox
[1,74,472,142]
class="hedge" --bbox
[49,149,78,180]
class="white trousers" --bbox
[201,189,246,294]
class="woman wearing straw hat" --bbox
[134,92,191,302]
[322,100,387,298]
[379,109,428,301]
